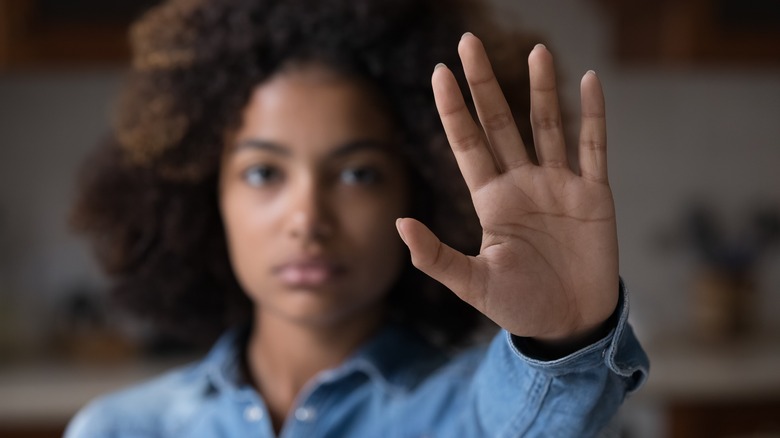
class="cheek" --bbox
[219,188,278,294]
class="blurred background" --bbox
[0,0,779,436]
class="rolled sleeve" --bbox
[506,279,649,391]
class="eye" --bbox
[340,166,381,185]
[243,165,281,187]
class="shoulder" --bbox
[64,361,214,438]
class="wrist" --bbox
[516,301,620,361]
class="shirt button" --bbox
[244,405,264,422]
[294,406,317,422]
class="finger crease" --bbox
[449,132,483,152]
[468,73,497,88]
[480,112,514,131]
[580,140,605,152]
[531,116,562,131]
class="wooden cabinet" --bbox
[596,0,780,66]
[668,399,780,437]
[0,0,160,70]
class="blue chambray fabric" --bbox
[65,284,648,438]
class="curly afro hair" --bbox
[71,0,538,348]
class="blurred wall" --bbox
[0,72,120,351]
[0,0,779,355]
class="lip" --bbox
[272,257,346,288]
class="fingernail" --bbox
[395,218,408,244]
[587,69,597,76]
[534,43,547,51]
[461,32,474,40]
[434,62,446,71]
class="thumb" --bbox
[395,217,475,301]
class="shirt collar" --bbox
[342,324,446,392]
[200,324,446,396]
[198,326,252,400]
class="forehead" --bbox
[231,65,396,154]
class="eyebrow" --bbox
[233,139,290,155]
[232,138,393,159]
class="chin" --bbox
[268,296,386,329]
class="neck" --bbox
[245,305,384,431]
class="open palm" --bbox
[396,34,619,343]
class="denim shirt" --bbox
[65,285,648,438]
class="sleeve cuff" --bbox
[505,279,649,390]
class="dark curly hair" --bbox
[71,0,538,348]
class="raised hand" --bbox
[396,33,619,345]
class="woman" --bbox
[66,0,648,436]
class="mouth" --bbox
[273,258,346,288]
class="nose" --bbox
[286,176,334,241]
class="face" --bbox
[219,65,409,328]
